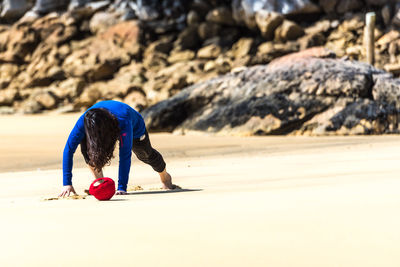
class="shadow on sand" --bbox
[127,188,203,196]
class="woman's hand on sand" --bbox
[59,185,77,197]
[115,190,127,195]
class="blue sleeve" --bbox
[117,121,133,191]
[62,116,85,186]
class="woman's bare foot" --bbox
[159,169,175,189]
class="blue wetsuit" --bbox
[62,100,146,191]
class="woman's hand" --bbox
[59,185,77,198]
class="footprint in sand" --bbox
[43,195,87,201]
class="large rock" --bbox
[0,24,39,63]
[336,0,363,14]
[62,34,132,81]
[319,0,338,13]
[142,48,400,136]
[206,6,235,26]
[255,11,284,40]
[274,20,305,41]
[0,0,32,21]
[232,0,320,28]
[31,0,69,14]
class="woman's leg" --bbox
[133,131,175,189]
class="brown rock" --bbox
[305,20,332,35]
[336,0,363,14]
[101,20,141,48]
[23,43,67,88]
[89,11,120,34]
[197,44,222,59]
[21,98,42,114]
[63,38,131,82]
[143,52,168,72]
[206,6,235,26]
[144,38,173,57]
[31,14,78,45]
[376,30,400,47]
[168,50,195,63]
[0,89,18,106]
[384,63,400,75]
[230,38,255,59]
[198,22,221,40]
[0,24,39,63]
[255,11,284,40]
[174,26,199,50]
[124,91,148,112]
[298,33,326,50]
[50,78,86,100]
[274,20,305,42]
[34,91,57,109]
[0,64,20,89]
[319,0,338,13]
[76,86,102,108]
[187,10,201,26]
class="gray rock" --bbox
[0,0,32,21]
[32,0,69,14]
[232,0,320,28]
[319,0,338,13]
[336,0,363,14]
[206,6,235,26]
[365,0,390,6]
[143,48,400,136]
[89,11,120,34]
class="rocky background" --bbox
[1,0,400,136]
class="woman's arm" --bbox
[117,121,133,193]
[60,115,85,195]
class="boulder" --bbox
[336,0,363,14]
[31,13,79,45]
[232,0,320,28]
[89,11,120,34]
[365,0,390,6]
[0,24,39,63]
[142,48,400,136]
[0,64,20,89]
[319,0,338,13]
[0,89,18,106]
[174,26,199,50]
[34,90,58,109]
[206,6,235,26]
[274,20,305,42]
[168,50,195,63]
[255,11,283,40]
[229,38,255,59]
[0,0,32,21]
[63,36,131,82]
[197,44,222,59]
[50,78,86,100]
[198,22,221,40]
[31,0,69,14]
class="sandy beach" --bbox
[1,114,400,267]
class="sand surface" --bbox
[1,114,400,266]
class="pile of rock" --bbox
[0,0,399,137]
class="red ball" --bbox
[89,177,116,201]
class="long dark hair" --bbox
[83,108,120,172]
